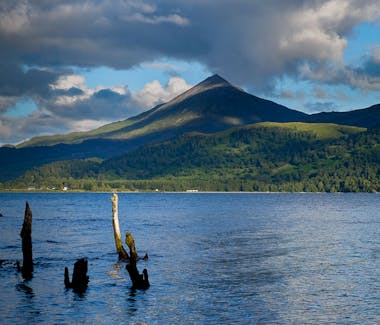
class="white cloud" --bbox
[47,75,192,124]
[51,75,87,91]
[49,75,93,105]
[132,76,192,108]
[108,84,128,95]
[49,74,128,106]
[279,2,348,63]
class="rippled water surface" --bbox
[0,193,379,324]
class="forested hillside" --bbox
[4,123,379,192]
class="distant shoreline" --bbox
[0,190,378,194]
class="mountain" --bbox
[18,74,308,148]
[309,104,380,128]
[1,74,380,183]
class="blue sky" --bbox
[1,0,380,145]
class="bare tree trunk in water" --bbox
[20,202,33,280]
[110,193,129,260]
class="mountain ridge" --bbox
[308,103,380,128]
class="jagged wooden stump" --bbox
[65,258,89,293]
[20,202,33,280]
[125,232,149,290]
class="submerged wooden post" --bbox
[64,258,89,293]
[110,193,129,260]
[20,201,33,280]
[125,232,149,289]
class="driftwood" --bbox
[110,193,129,260]
[64,258,89,293]
[20,202,33,280]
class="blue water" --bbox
[0,193,379,324]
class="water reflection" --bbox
[126,288,138,315]
[16,282,34,298]
[108,262,124,279]
[15,281,43,324]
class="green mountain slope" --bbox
[7,122,378,193]
[250,122,365,139]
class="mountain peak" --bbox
[203,74,230,84]
[162,74,236,107]
[197,74,232,89]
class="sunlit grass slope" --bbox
[254,122,366,139]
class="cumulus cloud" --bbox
[0,75,193,144]
[43,74,191,119]
[132,77,192,108]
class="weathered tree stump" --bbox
[110,193,149,289]
[20,202,33,280]
[64,258,89,293]
[125,232,149,290]
[110,193,129,261]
